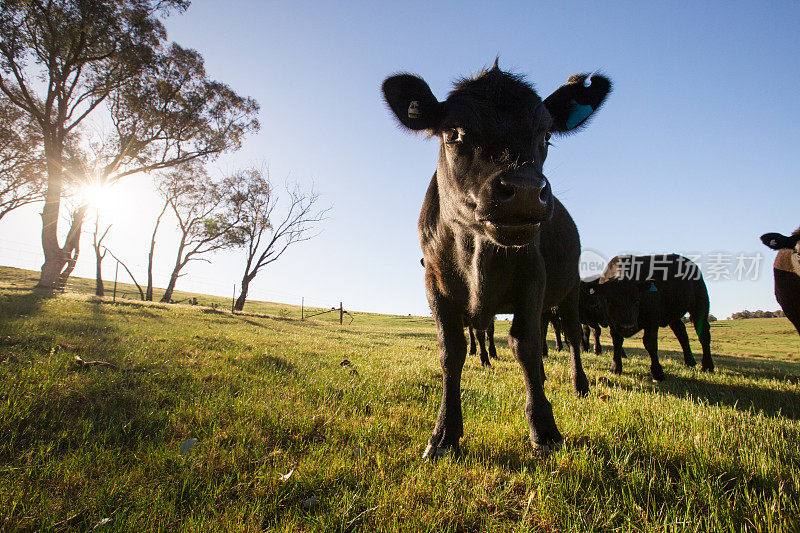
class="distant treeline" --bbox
[729,310,785,320]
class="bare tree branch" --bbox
[102,246,145,300]
[225,166,330,311]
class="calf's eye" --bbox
[444,128,462,144]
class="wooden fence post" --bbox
[112,261,119,302]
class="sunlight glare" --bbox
[82,183,116,214]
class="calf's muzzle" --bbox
[484,172,552,224]
[475,172,553,247]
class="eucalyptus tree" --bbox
[0,0,259,288]
[0,94,44,221]
[157,163,243,303]
[226,167,329,311]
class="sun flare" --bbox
[81,183,116,214]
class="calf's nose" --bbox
[492,174,551,220]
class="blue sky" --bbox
[1,0,798,319]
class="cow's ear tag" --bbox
[565,102,594,130]
[408,100,422,119]
[649,283,658,292]
[589,288,595,295]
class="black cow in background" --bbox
[579,277,607,355]
[593,254,714,381]
[542,307,564,353]
[468,321,497,366]
[472,310,567,366]
[384,62,611,456]
[761,228,800,335]
[578,278,626,357]
[424,255,500,366]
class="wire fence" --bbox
[0,238,343,318]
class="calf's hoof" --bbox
[684,356,697,368]
[594,348,602,355]
[531,424,564,458]
[532,439,562,458]
[651,364,666,382]
[529,410,563,458]
[489,347,498,359]
[422,443,458,461]
[611,362,622,375]
[701,360,714,373]
[573,372,590,398]
[480,358,492,368]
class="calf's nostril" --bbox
[495,179,516,202]
[538,183,550,204]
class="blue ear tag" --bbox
[649,283,658,292]
[565,103,594,130]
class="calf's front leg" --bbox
[423,299,467,459]
[610,328,625,375]
[510,266,563,454]
[642,327,665,382]
[593,326,603,355]
[510,312,563,455]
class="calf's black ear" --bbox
[760,232,793,250]
[382,74,444,132]
[544,73,612,134]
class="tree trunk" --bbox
[233,275,252,311]
[95,250,105,297]
[37,139,67,289]
[146,199,169,301]
[160,270,180,303]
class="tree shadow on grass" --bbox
[0,288,56,323]
[0,298,191,467]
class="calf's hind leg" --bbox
[468,327,477,355]
[593,326,603,355]
[691,290,714,372]
[487,321,498,359]
[669,319,696,368]
[581,324,591,352]
[476,328,491,367]
[558,286,589,396]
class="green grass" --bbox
[1,266,799,531]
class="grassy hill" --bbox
[1,266,799,531]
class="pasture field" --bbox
[1,265,799,532]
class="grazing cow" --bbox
[761,228,800,335]
[593,254,714,381]
[383,62,611,457]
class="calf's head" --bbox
[383,63,611,246]
[595,280,653,336]
[580,279,604,318]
